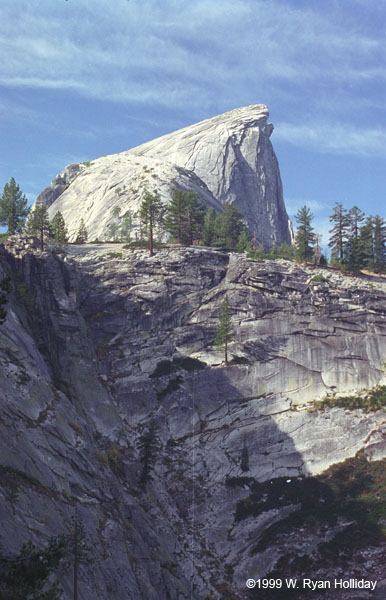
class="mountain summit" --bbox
[36,104,293,247]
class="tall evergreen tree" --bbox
[346,206,365,272]
[63,514,94,600]
[215,296,233,364]
[373,215,386,273]
[50,212,68,247]
[26,204,51,250]
[328,202,349,269]
[0,178,29,234]
[165,188,205,245]
[119,212,133,243]
[75,219,88,244]
[294,205,315,262]
[139,190,164,256]
[201,207,216,246]
[214,203,246,248]
[360,215,375,271]
[137,420,161,489]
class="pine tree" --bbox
[75,219,88,244]
[201,207,216,246]
[119,212,133,243]
[0,536,66,600]
[215,296,233,364]
[328,202,349,269]
[0,177,29,234]
[137,420,161,488]
[139,190,164,256]
[373,215,386,273]
[26,204,51,250]
[214,203,246,248]
[294,205,315,262]
[165,188,205,245]
[64,514,94,600]
[360,215,375,271]
[50,212,68,247]
[235,230,252,252]
[346,206,365,272]
[0,274,11,325]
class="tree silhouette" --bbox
[215,296,233,364]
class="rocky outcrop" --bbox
[35,105,293,248]
[1,243,385,599]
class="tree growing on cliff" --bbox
[50,211,68,247]
[137,420,161,489]
[0,535,66,599]
[63,513,94,600]
[201,207,216,246]
[26,204,51,250]
[0,178,29,234]
[214,203,247,249]
[165,188,205,245]
[139,190,164,256]
[215,296,233,364]
[0,274,11,325]
[294,205,315,262]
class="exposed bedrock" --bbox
[0,243,385,598]
[34,105,293,248]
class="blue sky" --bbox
[1,0,385,249]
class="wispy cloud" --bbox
[275,122,386,158]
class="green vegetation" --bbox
[245,454,386,599]
[0,274,11,324]
[25,204,51,250]
[139,190,165,256]
[309,273,329,283]
[215,296,233,364]
[137,420,161,488]
[81,161,93,167]
[0,536,66,600]
[164,187,205,245]
[106,251,122,259]
[294,205,315,262]
[312,385,386,413]
[63,513,94,600]
[75,219,88,244]
[50,211,68,247]
[0,177,29,234]
[103,447,122,474]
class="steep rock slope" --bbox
[1,241,386,599]
[36,105,292,248]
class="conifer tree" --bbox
[328,202,349,269]
[214,203,246,248]
[235,230,252,252]
[50,212,68,247]
[0,177,29,234]
[215,296,233,364]
[373,215,386,273]
[137,420,161,489]
[0,274,11,325]
[75,219,88,244]
[139,190,164,256]
[119,212,133,243]
[0,536,66,599]
[360,215,375,271]
[64,514,94,600]
[201,207,216,246]
[294,205,315,262]
[26,204,51,250]
[346,206,365,272]
[165,188,205,245]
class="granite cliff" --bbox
[35,105,293,249]
[1,239,386,599]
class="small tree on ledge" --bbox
[215,296,233,365]
[75,219,88,244]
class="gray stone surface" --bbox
[34,105,293,248]
[0,243,385,599]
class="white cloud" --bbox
[275,122,386,158]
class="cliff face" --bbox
[1,242,386,599]
[35,105,293,249]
